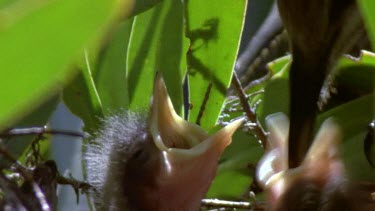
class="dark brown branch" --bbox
[196,83,213,125]
[0,146,50,211]
[231,71,268,147]
[57,174,92,200]
[0,172,25,209]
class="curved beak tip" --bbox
[209,118,245,152]
[226,118,245,133]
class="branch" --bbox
[57,174,92,203]
[0,146,51,211]
[0,127,87,139]
[201,198,265,210]
[231,71,268,147]
[196,83,213,125]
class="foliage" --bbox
[0,0,374,208]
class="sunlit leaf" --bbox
[126,0,185,114]
[95,21,133,112]
[131,0,161,16]
[358,0,375,48]
[186,0,247,129]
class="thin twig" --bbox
[57,174,92,203]
[0,127,87,139]
[243,71,271,92]
[0,146,50,211]
[196,83,213,125]
[201,198,265,210]
[57,174,92,193]
[239,31,287,85]
[232,71,268,147]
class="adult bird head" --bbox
[256,113,375,211]
[85,74,244,211]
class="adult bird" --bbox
[85,75,243,211]
[277,0,365,167]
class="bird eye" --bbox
[132,148,148,162]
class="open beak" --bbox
[149,74,243,209]
[256,113,345,206]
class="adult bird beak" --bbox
[148,75,244,210]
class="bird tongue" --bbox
[149,75,243,210]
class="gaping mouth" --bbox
[144,74,244,210]
[150,74,244,165]
[256,113,344,201]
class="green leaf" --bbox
[267,55,291,78]
[207,130,263,198]
[131,0,161,16]
[207,171,251,199]
[258,77,289,126]
[0,0,132,130]
[0,0,12,8]
[317,94,375,140]
[126,0,185,114]
[336,50,375,92]
[186,0,247,129]
[63,53,104,133]
[317,94,375,180]
[95,21,133,112]
[257,51,375,126]
[343,133,375,180]
[358,0,375,48]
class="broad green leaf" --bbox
[207,130,263,198]
[95,21,133,112]
[358,0,375,48]
[258,51,375,125]
[207,171,251,199]
[0,0,132,130]
[186,0,247,129]
[127,0,185,113]
[258,77,289,125]
[317,94,375,180]
[336,51,375,92]
[343,133,375,180]
[317,94,375,140]
[131,0,161,16]
[219,131,263,172]
[0,0,12,8]
[63,53,104,133]
[267,55,290,78]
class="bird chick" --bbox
[257,113,375,211]
[277,0,366,167]
[85,75,243,211]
